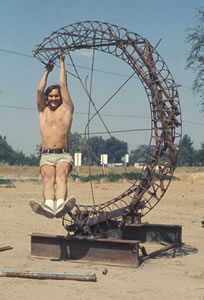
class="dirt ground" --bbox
[0,170,204,300]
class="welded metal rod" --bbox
[142,242,179,262]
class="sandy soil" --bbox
[0,171,204,300]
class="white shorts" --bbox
[40,152,74,170]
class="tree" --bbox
[185,8,204,110]
[105,136,128,164]
[129,144,150,165]
[79,136,128,165]
[0,135,39,166]
[0,135,16,165]
[197,143,204,165]
[69,132,85,157]
[177,134,195,166]
[83,136,106,165]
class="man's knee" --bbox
[43,176,55,186]
[41,165,56,185]
[56,172,68,185]
[56,170,69,187]
[57,162,71,176]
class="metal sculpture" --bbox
[33,21,182,237]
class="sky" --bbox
[0,0,203,155]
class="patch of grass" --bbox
[71,171,176,182]
[0,163,181,182]
[71,172,141,182]
[0,178,16,188]
[122,172,142,181]
[71,174,104,182]
[11,178,41,182]
[106,173,121,182]
[0,179,12,184]
[175,166,204,173]
[0,163,39,177]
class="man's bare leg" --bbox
[41,165,56,205]
[55,162,75,218]
[29,165,56,218]
[55,162,70,200]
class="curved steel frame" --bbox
[33,21,182,235]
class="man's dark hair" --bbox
[45,85,62,107]
[45,84,61,98]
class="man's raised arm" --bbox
[37,63,54,112]
[59,55,74,113]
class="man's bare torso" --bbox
[39,105,72,150]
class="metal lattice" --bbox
[33,21,182,235]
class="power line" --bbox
[72,128,152,136]
[0,104,36,111]
[0,47,129,78]
[0,48,33,58]
[0,103,150,120]
[0,103,203,126]
[0,104,148,118]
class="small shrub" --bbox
[0,179,12,184]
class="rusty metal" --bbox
[0,245,13,252]
[121,224,182,244]
[33,21,182,236]
[141,242,179,263]
[31,233,140,267]
[31,224,181,267]
[0,269,96,282]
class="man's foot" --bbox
[29,200,54,219]
[55,197,76,218]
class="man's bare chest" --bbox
[39,108,71,128]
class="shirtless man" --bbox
[30,55,76,218]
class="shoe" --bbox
[29,200,54,219]
[55,196,76,218]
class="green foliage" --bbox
[129,144,150,165]
[71,172,141,182]
[122,172,141,180]
[0,135,39,166]
[185,7,204,110]
[83,136,106,165]
[105,173,121,182]
[105,137,128,164]
[177,134,201,166]
[0,179,12,184]
[69,133,128,165]
[196,143,204,164]
[177,134,194,166]
[69,133,85,157]
[71,171,174,182]
[1,131,204,167]
[106,172,142,182]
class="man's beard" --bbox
[47,100,62,110]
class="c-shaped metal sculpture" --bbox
[33,21,182,235]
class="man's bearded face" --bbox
[47,89,62,109]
